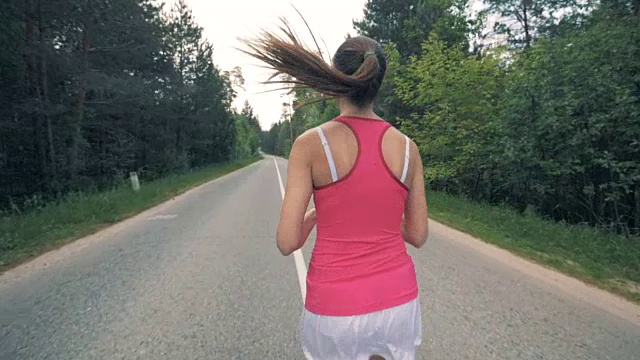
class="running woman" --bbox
[241,21,429,360]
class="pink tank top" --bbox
[305,116,419,316]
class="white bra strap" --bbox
[400,135,410,183]
[316,127,338,182]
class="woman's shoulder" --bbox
[294,127,321,146]
[294,121,341,144]
[290,127,325,161]
[381,124,416,144]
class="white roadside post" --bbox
[129,172,140,192]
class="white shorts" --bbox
[300,298,422,360]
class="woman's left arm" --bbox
[276,133,315,256]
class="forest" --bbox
[261,0,640,236]
[0,0,261,214]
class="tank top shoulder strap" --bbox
[315,127,338,182]
[401,134,410,183]
[318,117,410,187]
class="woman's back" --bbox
[305,115,420,316]
[241,25,429,359]
[309,116,416,191]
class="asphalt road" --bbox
[1,157,639,360]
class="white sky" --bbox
[181,0,369,130]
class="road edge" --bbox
[0,158,265,285]
[429,220,640,327]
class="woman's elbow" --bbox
[414,233,428,248]
[276,231,297,256]
[406,226,428,249]
[277,241,295,256]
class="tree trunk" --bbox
[38,1,57,184]
[25,0,47,180]
[634,185,640,235]
[70,25,90,181]
[522,1,531,49]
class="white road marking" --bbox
[146,214,178,221]
[274,158,286,196]
[273,158,308,302]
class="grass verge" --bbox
[0,156,262,273]
[427,191,640,304]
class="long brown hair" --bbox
[238,18,386,107]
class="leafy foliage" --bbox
[263,0,640,236]
[233,101,261,159]
[397,36,506,195]
[0,0,261,213]
[394,1,640,235]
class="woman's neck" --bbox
[338,101,382,120]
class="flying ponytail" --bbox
[238,18,386,107]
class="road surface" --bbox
[1,157,639,359]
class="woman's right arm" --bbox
[402,141,429,248]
